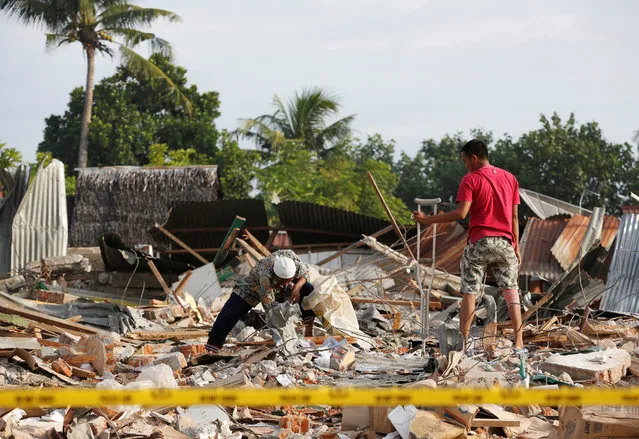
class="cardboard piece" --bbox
[556,406,639,439]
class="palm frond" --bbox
[117,43,191,116]
[0,0,73,30]
[319,114,356,145]
[98,5,180,28]
[107,27,172,57]
[45,32,72,51]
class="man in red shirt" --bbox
[413,139,524,352]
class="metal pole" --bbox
[414,198,441,356]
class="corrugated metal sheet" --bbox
[551,212,619,271]
[519,216,569,281]
[600,212,639,313]
[0,165,30,274]
[11,160,67,274]
[411,222,467,275]
[519,188,588,219]
[276,201,392,245]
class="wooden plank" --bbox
[349,297,440,307]
[127,330,210,341]
[155,224,210,265]
[146,261,173,296]
[0,337,40,350]
[470,419,521,428]
[0,303,99,335]
[316,225,394,266]
[366,171,415,260]
[522,291,552,323]
[173,271,193,296]
[213,216,246,267]
[235,237,265,262]
[243,230,271,257]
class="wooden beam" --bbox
[146,261,173,297]
[316,224,394,266]
[128,330,210,341]
[349,297,442,308]
[0,303,98,335]
[366,171,415,260]
[470,419,521,428]
[213,216,246,267]
[522,291,552,323]
[235,237,265,262]
[154,224,209,265]
[243,230,271,257]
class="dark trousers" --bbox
[207,282,316,348]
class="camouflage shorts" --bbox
[460,236,519,294]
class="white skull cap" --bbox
[273,257,296,279]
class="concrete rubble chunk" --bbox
[329,343,356,371]
[149,352,187,371]
[540,348,631,383]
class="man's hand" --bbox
[412,210,431,225]
[514,246,521,264]
[289,282,301,304]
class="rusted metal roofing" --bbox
[600,211,639,314]
[519,188,589,219]
[519,216,570,282]
[621,206,639,214]
[275,201,393,245]
[11,160,68,274]
[411,222,467,275]
[550,212,619,271]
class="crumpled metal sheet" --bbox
[11,160,67,274]
[600,212,639,314]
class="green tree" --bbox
[214,131,260,199]
[240,87,355,157]
[491,113,638,213]
[38,54,220,169]
[1,0,188,168]
[0,140,23,168]
[255,138,410,223]
[408,129,493,206]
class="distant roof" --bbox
[519,188,590,219]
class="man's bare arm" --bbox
[413,201,471,225]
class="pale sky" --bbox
[1,0,638,162]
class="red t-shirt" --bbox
[456,165,520,244]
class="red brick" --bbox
[279,415,310,434]
[34,289,65,304]
[179,344,206,358]
[126,355,156,368]
[51,358,73,377]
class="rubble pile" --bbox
[0,213,638,439]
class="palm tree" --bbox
[0,0,190,168]
[240,87,355,156]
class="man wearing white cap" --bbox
[206,249,315,352]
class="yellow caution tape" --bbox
[1,387,639,409]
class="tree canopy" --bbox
[38,54,220,170]
[0,0,187,168]
[240,87,355,157]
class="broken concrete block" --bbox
[630,354,639,377]
[34,289,65,304]
[540,349,631,384]
[137,364,178,389]
[329,343,356,371]
[150,352,187,371]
